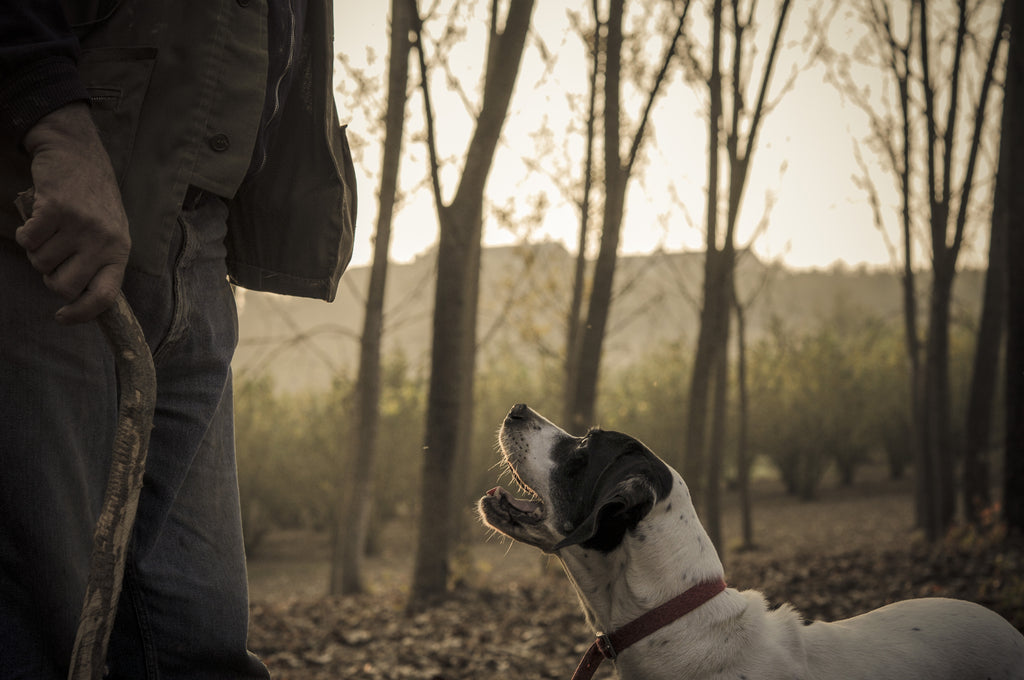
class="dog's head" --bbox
[479,403,673,554]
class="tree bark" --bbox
[682,0,724,506]
[916,0,1004,540]
[705,320,729,551]
[408,0,535,610]
[568,0,625,435]
[331,0,412,596]
[922,261,956,539]
[734,289,754,550]
[962,65,1010,523]
[563,3,600,429]
[684,0,789,519]
[567,0,687,434]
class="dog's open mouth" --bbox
[481,486,545,527]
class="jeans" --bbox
[0,189,269,679]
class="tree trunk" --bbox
[331,0,412,596]
[922,260,956,541]
[915,0,1003,541]
[734,291,754,550]
[563,6,600,429]
[895,3,925,530]
[411,204,474,607]
[684,0,789,518]
[705,324,729,552]
[568,0,625,435]
[408,0,535,610]
[962,70,1010,523]
[1003,0,1024,533]
[682,0,724,506]
[566,0,687,435]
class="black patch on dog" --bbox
[549,430,673,553]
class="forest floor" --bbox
[246,468,1024,679]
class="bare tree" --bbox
[842,0,928,525]
[917,0,1005,540]
[682,0,792,549]
[963,0,1010,521]
[829,0,1006,539]
[566,0,689,434]
[732,256,772,550]
[331,0,413,596]
[407,0,535,610]
[830,0,926,529]
[563,0,602,429]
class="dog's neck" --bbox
[558,472,725,634]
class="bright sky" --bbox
[332,1,992,272]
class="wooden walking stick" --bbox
[68,293,155,680]
[16,190,157,680]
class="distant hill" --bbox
[233,243,985,392]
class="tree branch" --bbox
[408,0,447,215]
[741,0,792,168]
[951,0,1007,262]
[939,0,969,254]
[918,0,940,260]
[623,0,692,177]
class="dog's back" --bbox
[799,597,1024,679]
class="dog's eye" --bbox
[564,446,588,474]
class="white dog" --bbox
[478,404,1024,680]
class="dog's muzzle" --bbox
[483,486,545,524]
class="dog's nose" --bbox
[508,403,528,419]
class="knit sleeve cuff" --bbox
[0,56,89,144]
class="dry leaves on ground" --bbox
[248,532,1024,680]
[250,580,596,680]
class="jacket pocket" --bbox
[61,0,122,35]
[78,47,157,187]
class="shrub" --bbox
[747,309,903,499]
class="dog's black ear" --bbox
[553,474,659,553]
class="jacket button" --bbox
[209,133,230,152]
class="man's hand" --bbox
[17,102,131,324]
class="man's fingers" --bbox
[15,216,59,252]
[53,264,123,324]
[43,253,91,301]
[22,230,74,276]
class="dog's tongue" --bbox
[489,486,540,513]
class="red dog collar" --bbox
[571,578,727,680]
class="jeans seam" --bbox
[123,555,160,680]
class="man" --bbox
[0,1,357,677]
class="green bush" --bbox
[747,309,904,499]
[233,301,979,552]
[234,374,350,555]
[599,340,692,471]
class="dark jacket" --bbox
[0,0,356,302]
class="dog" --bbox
[478,404,1024,680]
